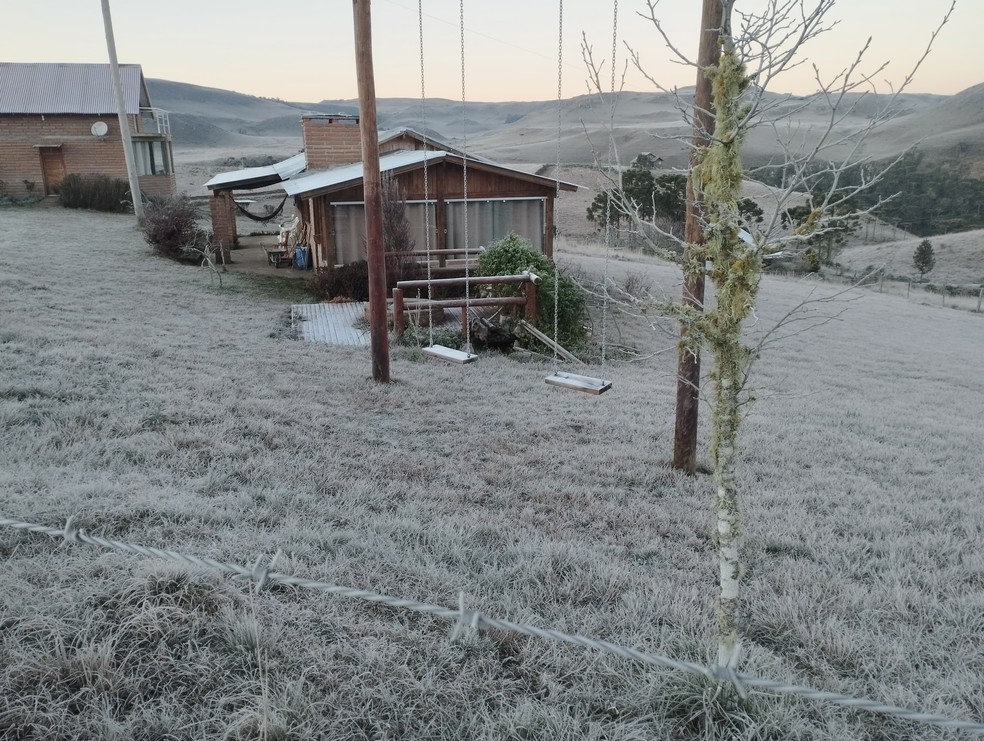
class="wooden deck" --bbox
[292,303,370,347]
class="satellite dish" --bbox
[91,121,109,137]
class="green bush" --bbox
[478,233,586,349]
[58,174,131,213]
[143,196,207,261]
[306,261,370,301]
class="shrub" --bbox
[143,196,207,261]
[478,233,587,349]
[306,261,370,302]
[399,324,464,350]
[58,174,131,213]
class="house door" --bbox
[39,147,66,195]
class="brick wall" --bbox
[0,113,173,199]
[209,190,237,258]
[139,173,176,199]
[301,115,362,170]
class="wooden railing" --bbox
[391,272,540,336]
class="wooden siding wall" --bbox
[0,113,173,199]
[303,162,558,270]
[379,134,427,156]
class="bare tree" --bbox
[583,0,955,675]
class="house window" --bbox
[331,201,438,266]
[446,198,545,252]
[132,139,173,176]
[332,203,366,265]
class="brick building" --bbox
[0,62,175,201]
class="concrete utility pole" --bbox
[100,0,143,224]
[672,0,724,473]
[353,0,391,383]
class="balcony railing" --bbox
[140,107,171,137]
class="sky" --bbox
[2,1,979,103]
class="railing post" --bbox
[393,288,404,336]
[524,280,537,322]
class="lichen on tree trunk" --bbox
[691,43,760,671]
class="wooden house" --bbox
[206,114,575,268]
[0,62,175,200]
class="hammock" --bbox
[235,195,288,222]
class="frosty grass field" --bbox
[1,207,982,739]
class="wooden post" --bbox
[353,0,390,382]
[436,196,447,268]
[393,288,405,336]
[524,280,537,322]
[672,0,723,474]
[907,280,911,298]
[101,0,143,224]
[544,195,556,260]
[977,287,983,313]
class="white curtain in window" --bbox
[446,198,545,252]
[332,201,438,265]
[331,204,366,265]
[405,202,437,253]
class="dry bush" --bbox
[143,196,208,261]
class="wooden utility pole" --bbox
[352,0,391,383]
[672,0,724,473]
[100,0,143,224]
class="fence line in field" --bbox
[2,514,983,737]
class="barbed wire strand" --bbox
[2,515,982,736]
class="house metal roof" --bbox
[284,149,577,197]
[0,63,148,115]
[205,153,307,191]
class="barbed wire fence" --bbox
[2,514,982,737]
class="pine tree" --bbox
[913,239,936,280]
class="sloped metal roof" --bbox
[205,152,307,191]
[284,150,577,197]
[0,62,146,114]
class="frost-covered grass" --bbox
[1,208,982,739]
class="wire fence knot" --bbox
[710,663,749,700]
[60,516,81,547]
[250,550,281,593]
[451,591,483,642]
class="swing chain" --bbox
[460,0,472,352]
[419,0,435,348]
[552,0,564,372]
[601,0,619,369]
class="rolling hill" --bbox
[147,78,983,175]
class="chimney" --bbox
[301,114,363,170]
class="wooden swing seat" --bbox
[544,371,612,395]
[423,345,478,364]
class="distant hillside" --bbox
[861,82,984,177]
[838,229,984,285]
[147,78,984,175]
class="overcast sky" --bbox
[2,1,977,103]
